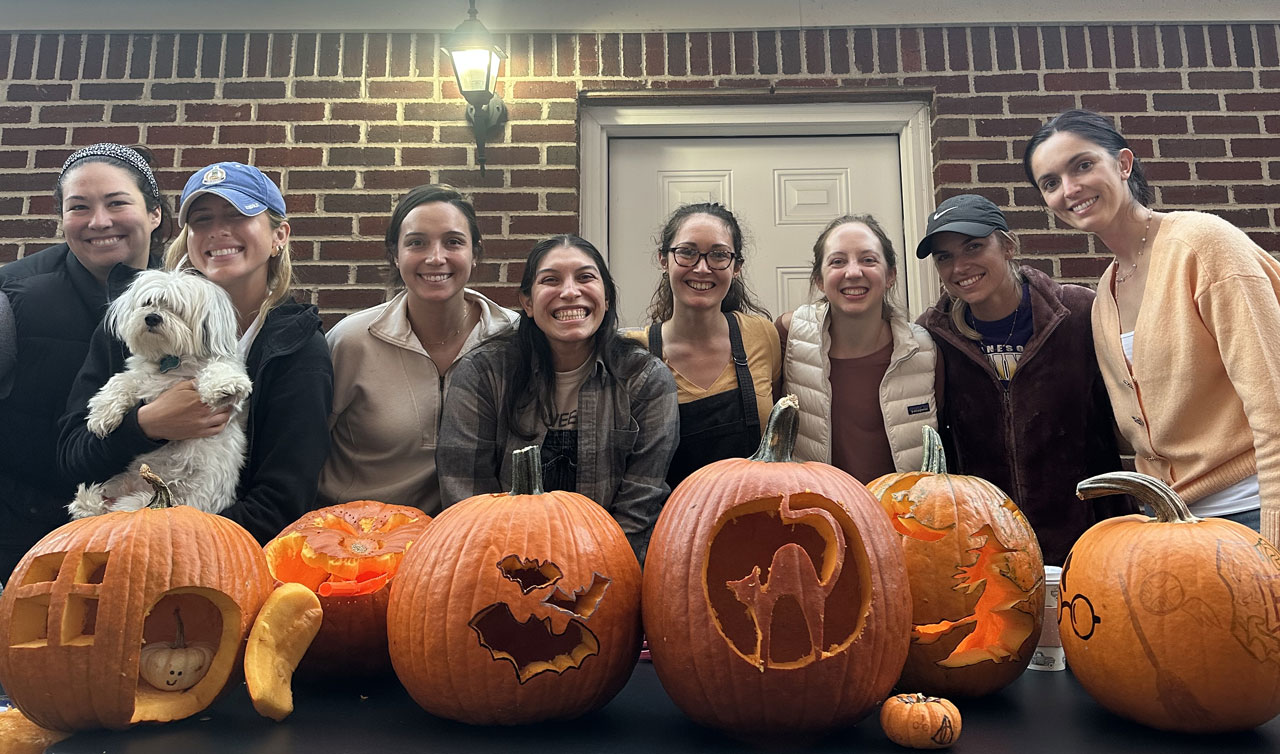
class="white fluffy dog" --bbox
[68,269,252,517]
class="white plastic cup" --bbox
[1028,565,1066,671]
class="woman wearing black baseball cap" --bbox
[915,193,1132,565]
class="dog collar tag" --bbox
[158,355,181,373]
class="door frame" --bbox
[579,95,940,317]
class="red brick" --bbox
[666,32,688,76]
[731,30,754,75]
[1154,25,1178,67]
[222,81,287,99]
[294,33,317,77]
[33,148,73,168]
[369,125,434,144]
[1186,71,1255,91]
[1152,93,1220,112]
[1162,185,1230,205]
[931,118,970,138]
[294,80,363,99]
[111,104,176,123]
[34,35,57,79]
[146,125,216,145]
[1042,72,1107,91]
[1119,115,1188,135]
[11,35,36,79]
[289,170,358,189]
[510,123,576,143]
[1064,26,1087,68]
[974,73,1038,93]
[975,118,1044,138]
[6,84,72,102]
[1235,185,1280,204]
[1184,25,1209,67]
[1225,93,1280,112]
[0,218,58,237]
[319,288,385,310]
[179,148,251,167]
[472,192,540,212]
[976,162,1026,182]
[509,214,577,235]
[511,81,577,100]
[258,103,325,121]
[1158,138,1227,158]
[1081,93,1148,113]
[1059,256,1112,278]
[546,145,576,165]
[152,82,216,100]
[1040,26,1064,69]
[619,33,639,78]
[0,106,31,124]
[1007,94,1075,115]
[645,32,665,76]
[254,147,324,167]
[332,103,396,121]
[934,162,973,183]
[219,125,287,144]
[546,193,577,212]
[1143,160,1192,181]
[289,216,354,237]
[532,33,554,77]
[328,147,396,166]
[778,29,800,75]
[1259,25,1280,67]
[1115,71,1181,90]
[935,96,1003,115]
[357,216,389,237]
[38,105,104,123]
[367,81,433,99]
[185,103,251,122]
[60,34,84,81]
[325,194,395,213]
[295,124,362,143]
[578,33,599,77]
[1112,25,1135,68]
[403,103,454,121]
[1233,138,1280,158]
[652,79,716,90]
[968,26,992,72]
[364,170,434,190]
[402,147,468,166]
[937,140,1008,160]
[79,82,144,100]
[1,127,66,146]
[1192,115,1261,134]
[1021,233,1087,254]
[512,169,577,189]
[1267,115,1280,134]
[898,73,969,94]
[1196,161,1263,181]
[433,169,502,189]
[294,264,352,286]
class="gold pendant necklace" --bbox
[1115,208,1154,284]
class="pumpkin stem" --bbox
[748,395,800,463]
[1076,471,1197,524]
[509,445,545,496]
[920,426,947,474]
[173,607,187,649]
[140,464,174,509]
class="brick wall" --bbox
[1,25,1277,325]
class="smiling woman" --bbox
[57,162,333,546]
[0,143,173,580]
[438,234,679,564]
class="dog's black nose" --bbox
[145,313,162,328]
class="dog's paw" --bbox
[196,363,253,409]
[68,483,109,519]
[85,380,136,437]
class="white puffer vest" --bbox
[784,301,938,472]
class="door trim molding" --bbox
[580,98,940,317]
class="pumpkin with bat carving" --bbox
[387,446,642,725]
[867,426,1044,698]
[0,467,272,731]
[642,396,911,735]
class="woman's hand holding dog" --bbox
[138,379,234,441]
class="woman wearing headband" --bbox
[57,162,333,544]
[0,143,171,578]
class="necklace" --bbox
[967,287,1021,347]
[421,301,471,347]
[1115,208,1154,284]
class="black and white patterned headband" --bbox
[60,143,161,200]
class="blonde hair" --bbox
[164,210,293,324]
[944,230,1024,341]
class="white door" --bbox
[607,135,904,328]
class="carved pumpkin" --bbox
[879,693,962,749]
[387,445,642,725]
[867,427,1044,697]
[1067,471,1280,732]
[0,467,273,731]
[642,396,911,735]
[263,499,430,677]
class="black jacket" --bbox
[0,244,157,579]
[56,299,333,544]
[919,267,1134,565]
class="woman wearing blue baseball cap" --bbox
[0,143,172,579]
[57,162,333,543]
[915,194,1132,565]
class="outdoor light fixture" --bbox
[443,0,508,175]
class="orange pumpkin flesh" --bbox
[0,467,273,731]
[643,396,911,735]
[1067,472,1280,733]
[388,445,642,725]
[263,500,430,677]
[867,427,1044,698]
[245,583,324,721]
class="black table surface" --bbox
[24,662,1280,753]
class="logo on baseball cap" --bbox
[915,194,1010,259]
[178,162,287,226]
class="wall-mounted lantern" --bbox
[442,0,508,175]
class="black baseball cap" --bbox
[915,194,1010,259]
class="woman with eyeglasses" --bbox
[628,203,780,489]
[776,215,938,484]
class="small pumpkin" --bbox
[138,608,214,692]
[867,427,1044,698]
[1067,471,1280,732]
[880,693,962,749]
[263,499,430,677]
[387,445,642,725]
[643,396,911,736]
[244,582,324,721]
[0,466,273,731]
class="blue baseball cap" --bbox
[178,162,287,226]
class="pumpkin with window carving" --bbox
[0,467,273,731]
[867,427,1044,698]
[387,445,642,725]
[642,396,911,735]
[263,499,430,677]
[1066,472,1280,732]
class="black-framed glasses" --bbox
[665,246,739,270]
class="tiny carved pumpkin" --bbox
[138,608,214,692]
[263,500,430,677]
[643,396,911,736]
[387,446,642,725]
[867,427,1044,698]
[1066,472,1280,732]
[0,466,273,731]
[880,693,962,749]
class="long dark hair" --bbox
[503,234,649,439]
[54,144,173,255]
[1022,109,1154,205]
[384,184,483,287]
[646,202,770,322]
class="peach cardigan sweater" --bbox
[1092,211,1280,545]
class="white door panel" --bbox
[608,135,903,328]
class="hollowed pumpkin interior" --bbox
[264,505,425,595]
[703,492,871,670]
[133,588,239,724]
